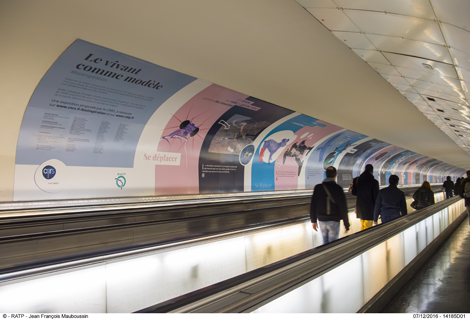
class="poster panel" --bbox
[304,130,367,188]
[16,39,196,168]
[379,151,410,186]
[14,39,196,199]
[403,156,428,185]
[198,96,294,194]
[250,115,342,191]
[337,138,391,186]
[392,153,421,185]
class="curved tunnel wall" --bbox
[13,40,465,201]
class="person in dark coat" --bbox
[373,175,407,225]
[352,164,379,230]
[310,166,350,244]
[412,181,435,209]
[454,178,463,197]
[462,171,470,225]
[443,176,454,199]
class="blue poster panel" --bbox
[16,39,196,168]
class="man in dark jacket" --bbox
[443,176,454,199]
[461,170,470,225]
[310,166,350,244]
[373,175,407,224]
[352,164,379,230]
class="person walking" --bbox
[454,178,463,197]
[352,164,379,230]
[443,176,454,199]
[310,166,350,244]
[373,175,407,225]
[461,171,470,225]
[412,181,435,209]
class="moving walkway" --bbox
[0,186,455,312]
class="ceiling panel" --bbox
[418,107,434,115]
[368,62,401,76]
[381,74,410,86]
[383,53,459,78]
[296,0,337,8]
[433,102,464,113]
[431,0,470,32]
[344,10,445,44]
[452,115,469,123]
[401,91,422,100]
[440,24,470,55]
[411,73,461,89]
[427,97,466,110]
[395,66,459,86]
[406,78,449,90]
[431,110,468,122]
[458,67,470,97]
[334,0,435,19]
[410,81,463,98]
[410,100,429,107]
[417,89,463,103]
[395,84,417,93]
[332,31,375,49]
[352,49,389,64]
[365,34,452,63]
[451,48,470,72]
[458,121,470,130]
[306,8,359,31]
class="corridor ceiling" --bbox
[297,0,470,156]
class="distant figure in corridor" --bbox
[461,171,470,225]
[412,181,435,210]
[454,178,463,197]
[352,164,379,230]
[443,176,455,199]
[310,166,350,244]
[373,175,407,225]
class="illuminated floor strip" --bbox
[253,200,465,313]
[383,216,470,313]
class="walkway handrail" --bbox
[0,185,433,218]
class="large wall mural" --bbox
[13,40,465,200]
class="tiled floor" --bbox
[383,217,470,313]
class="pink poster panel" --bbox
[155,84,247,195]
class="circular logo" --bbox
[115,176,126,189]
[239,144,255,166]
[42,165,56,179]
